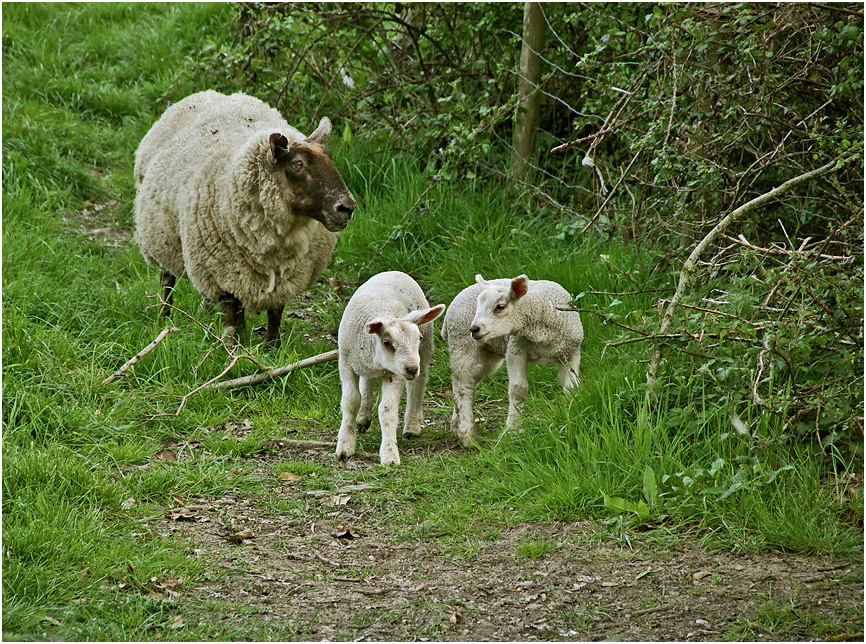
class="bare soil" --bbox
[154,441,863,642]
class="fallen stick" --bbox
[205,349,339,391]
[102,327,180,385]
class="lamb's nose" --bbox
[470,326,481,338]
[404,366,418,379]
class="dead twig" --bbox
[206,350,339,391]
[102,327,180,386]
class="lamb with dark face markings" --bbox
[336,271,445,466]
[133,90,356,346]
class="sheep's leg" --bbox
[451,350,502,448]
[378,376,403,465]
[159,270,176,317]
[356,375,375,433]
[218,294,245,342]
[403,365,428,438]
[265,306,284,348]
[505,349,529,430]
[336,362,361,461]
[557,348,581,391]
[451,376,479,447]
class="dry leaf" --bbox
[600,581,619,587]
[154,448,177,462]
[168,507,207,522]
[332,525,363,540]
[322,493,351,506]
[692,570,712,581]
[121,497,136,510]
[279,472,301,483]
[449,613,463,624]
[40,615,62,626]
[167,615,184,629]
[227,529,255,544]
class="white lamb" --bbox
[134,90,357,346]
[441,274,583,447]
[336,271,446,466]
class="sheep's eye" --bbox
[494,303,507,312]
[292,160,304,169]
[382,338,394,350]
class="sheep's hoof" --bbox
[264,336,281,350]
[356,421,371,433]
[456,433,480,449]
[335,451,353,462]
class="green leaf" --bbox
[643,465,658,507]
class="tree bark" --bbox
[510,1,544,182]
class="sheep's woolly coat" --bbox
[134,90,339,315]
[338,271,437,379]
[441,278,583,367]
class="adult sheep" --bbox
[134,90,357,346]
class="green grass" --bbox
[3,3,862,640]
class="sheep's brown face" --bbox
[271,135,357,232]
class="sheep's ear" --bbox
[509,275,529,301]
[366,319,385,335]
[407,304,446,326]
[306,117,332,144]
[269,132,290,163]
[475,274,486,286]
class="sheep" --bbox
[133,90,357,346]
[336,271,446,466]
[441,274,583,447]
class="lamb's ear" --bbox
[268,132,290,163]
[475,274,487,286]
[406,304,446,326]
[366,318,385,335]
[509,275,529,301]
[306,117,332,144]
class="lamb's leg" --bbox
[336,362,361,461]
[451,375,480,447]
[403,365,428,438]
[451,349,503,447]
[505,349,529,430]
[265,306,284,348]
[356,375,375,433]
[218,294,245,343]
[378,375,404,465]
[159,270,176,317]
[557,348,581,391]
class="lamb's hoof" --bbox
[357,421,371,434]
[335,451,353,462]
[402,430,421,440]
[456,432,480,449]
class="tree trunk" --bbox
[510,1,544,182]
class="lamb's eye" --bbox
[292,160,304,169]
[383,339,394,350]
[494,303,507,312]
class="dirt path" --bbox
[154,443,863,641]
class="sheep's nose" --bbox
[404,365,418,379]
[470,326,481,338]
[336,193,357,218]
